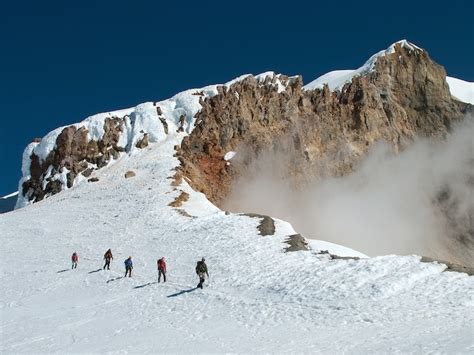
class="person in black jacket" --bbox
[195,257,209,289]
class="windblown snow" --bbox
[2,41,474,353]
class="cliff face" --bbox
[177,42,470,206]
[22,117,127,203]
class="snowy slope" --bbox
[303,70,355,91]
[304,40,474,105]
[1,127,473,353]
[446,76,474,104]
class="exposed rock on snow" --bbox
[168,191,190,208]
[124,171,136,179]
[135,133,149,149]
[420,256,474,276]
[284,234,310,252]
[243,213,276,236]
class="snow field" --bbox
[1,136,473,353]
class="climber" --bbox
[71,252,78,269]
[103,249,113,270]
[157,257,167,283]
[195,257,209,289]
[124,256,133,277]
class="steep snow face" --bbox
[303,69,355,91]
[446,77,474,104]
[1,134,472,353]
[304,40,423,91]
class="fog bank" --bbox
[224,118,474,267]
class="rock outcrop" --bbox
[21,117,127,203]
[177,43,471,206]
[124,171,136,179]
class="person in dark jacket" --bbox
[195,257,209,289]
[103,249,113,270]
[71,252,78,269]
[157,257,167,283]
[124,256,133,277]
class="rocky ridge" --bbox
[16,41,472,213]
[177,42,471,206]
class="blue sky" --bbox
[1,0,473,196]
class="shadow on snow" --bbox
[134,282,157,289]
[106,276,124,283]
[167,288,198,298]
[88,269,102,274]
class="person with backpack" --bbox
[195,257,209,289]
[124,256,133,277]
[103,249,113,270]
[157,257,167,283]
[71,252,78,269]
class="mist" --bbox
[224,117,474,267]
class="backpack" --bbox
[158,259,166,270]
[196,261,206,273]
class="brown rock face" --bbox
[177,44,471,206]
[21,116,126,203]
[136,133,149,149]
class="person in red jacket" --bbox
[71,252,78,269]
[157,257,166,283]
[103,249,113,270]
